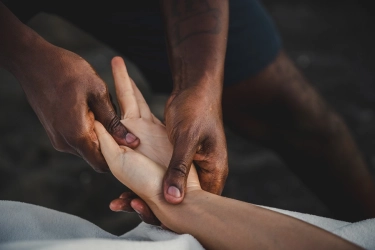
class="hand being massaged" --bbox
[94,56,201,222]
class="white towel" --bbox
[0,200,374,250]
[0,200,203,250]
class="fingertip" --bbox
[163,183,184,204]
[111,56,124,66]
[124,135,141,149]
[93,121,110,141]
[125,132,137,144]
[111,56,129,74]
[93,120,103,131]
[109,200,119,212]
[130,198,146,212]
[111,123,140,149]
[109,198,133,212]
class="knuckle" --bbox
[94,81,109,97]
[107,116,125,137]
[88,80,110,104]
[169,160,189,178]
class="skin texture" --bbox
[159,0,229,203]
[94,57,362,250]
[0,1,139,172]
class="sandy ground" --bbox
[1,0,374,235]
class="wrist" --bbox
[148,189,207,232]
[0,2,45,73]
[4,30,49,77]
[172,72,223,93]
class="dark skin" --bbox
[160,0,229,203]
[0,1,140,172]
[0,0,228,203]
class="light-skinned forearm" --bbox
[159,0,228,92]
[149,190,361,250]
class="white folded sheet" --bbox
[0,200,374,250]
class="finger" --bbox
[88,81,140,149]
[110,191,138,212]
[130,79,153,120]
[194,133,228,195]
[110,198,135,213]
[195,161,228,195]
[109,92,118,115]
[93,121,124,168]
[111,56,140,119]
[119,191,138,199]
[131,198,161,225]
[163,136,197,204]
[110,192,161,225]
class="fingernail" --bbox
[125,132,137,143]
[167,186,181,198]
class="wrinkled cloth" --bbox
[0,200,374,250]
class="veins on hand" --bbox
[168,0,222,47]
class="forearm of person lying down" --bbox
[95,116,361,250]
[149,190,362,250]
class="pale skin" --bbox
[94,56,362,250]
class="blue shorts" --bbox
[4,0,282,93]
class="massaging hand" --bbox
[15,42,139,172]
[163,85,228,204]
[99,57,200,223]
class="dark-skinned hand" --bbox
[162,86,228,203]
[15,43,140,172]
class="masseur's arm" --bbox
[159,0,229,203]
[96,58,361,250]
[0,1,139,172]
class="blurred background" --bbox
[1,0,375,236]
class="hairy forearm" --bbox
[150,190,361,250]
[159,0,229,92]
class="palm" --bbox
[110,57,199,189]
[96,57,201,225]
[121,118,172,168]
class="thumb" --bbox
[89,89,140,148]
[163,136,197,204]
